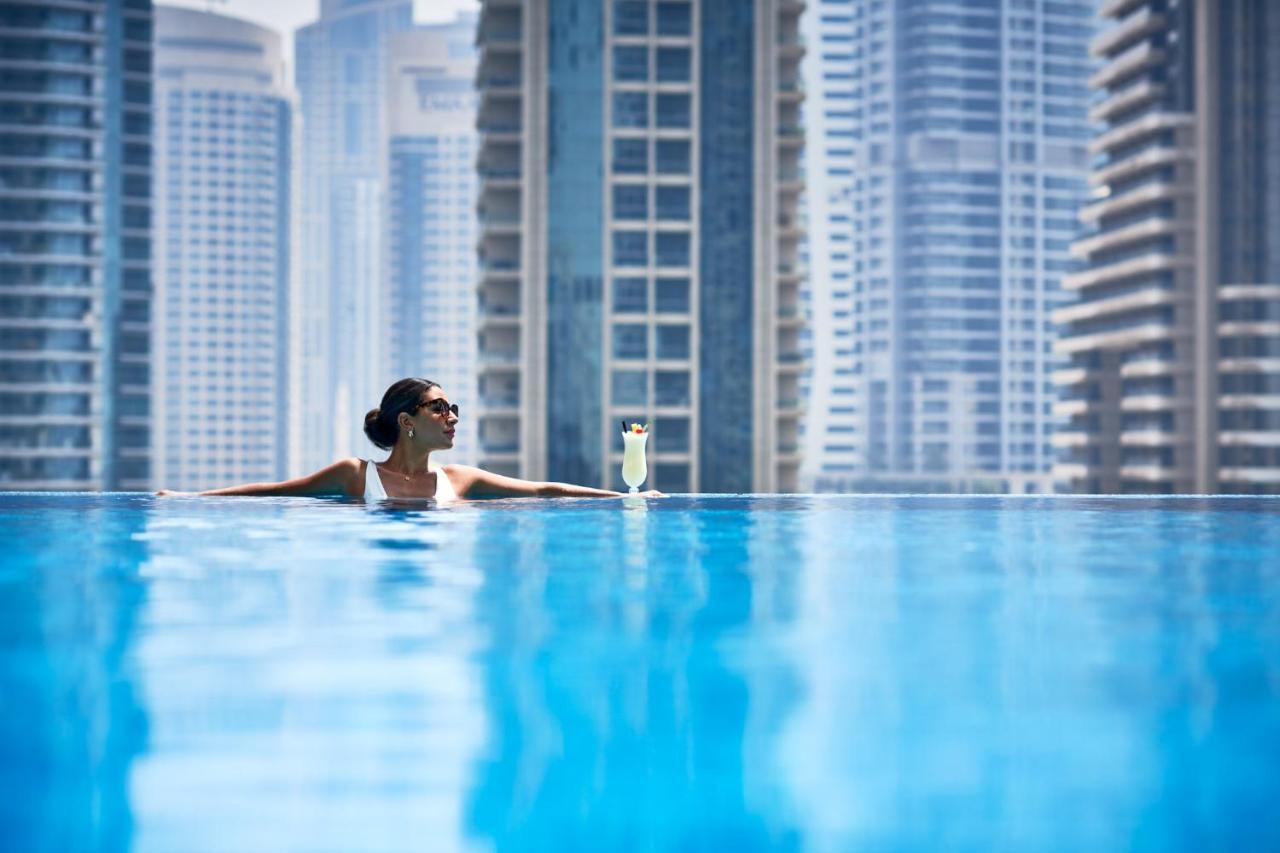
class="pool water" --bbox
[1,493,1278,851]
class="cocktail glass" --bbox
[621,430,648,493]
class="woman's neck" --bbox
[382,443,432,476]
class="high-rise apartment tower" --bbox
[151,7,294,491]
[1054,0,1280,494]
[386,17,478,465]
[295,0,413,471]
[475,0,805,493]
[0,0,153,489]
[802,0,1094,493]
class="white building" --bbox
[152,6,295,491]
[295,0,413,470]
[386,17,478,465]
[801,0,1094,493]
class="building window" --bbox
[613,91,648,128]
[613,138,648,174]
[655,231,690,267]
[656,2,692,36]
[612,369,647,405]
[654,417,690,452]
[654,462,690,491]
[613,230,648,266]
[655,47,691,82]
[614,0,648,35]
[656,323,690,359]
[655,276,689,312]
[655,370,690,406]
[613,45,648,82]
[613,184,648,220]
[655,185,689,220]
[613,276,647,313]
[655,139,690,174]
[655,93,691,128]
[612,323,648,359]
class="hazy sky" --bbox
[162,0,479,61]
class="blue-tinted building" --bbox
[386,17,478,465]
[0,0,153,489]
[1055,0,1280,494]
[475,0,805,492]
[295,0,413,471]
[151,7,294,491]
[802,0,1094,493]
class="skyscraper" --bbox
[151,7,294,492]
[386,16,478,465]
[1055,0,1280,494]
[295,0,413,471]
[801,0,1094,494]
[0,0,153,490]
[475,0,805,493]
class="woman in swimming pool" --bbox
[157,377,661,501]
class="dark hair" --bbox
[363,377,439,450]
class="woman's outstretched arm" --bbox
[445,464,658,499]
[157,458,364,498]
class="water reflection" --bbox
[463,499,805,849]
[0,496,150,849]
[127,498,486,850]
[780,497,1280,849]
[0,494,1276,849]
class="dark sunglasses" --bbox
[415,398,460,418]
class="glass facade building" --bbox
[295,0,413,471]
[0,0,153,489]
[386,17,478,465]
[802,0,1093,493]
[151,7,293,492]
[1055,0,1280,494]
[476,0,805,492]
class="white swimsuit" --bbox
[364,459,458,502]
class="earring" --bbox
[408,429,415,439]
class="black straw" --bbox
[621,420,627,433]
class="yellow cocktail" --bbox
[621,429,648,492]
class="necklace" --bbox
[379,463,430,482]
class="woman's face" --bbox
[408,386,459,450]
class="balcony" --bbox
[1071,216,1182,260]
[1062,251,1190,292]
[1079,180,1188,224]
[1050,430,1102,448]
[1119,394,1189,412]
[1089,40,1164,91]
[1118,463,1179,482]
[1119,430,1183,447]
[1091,144,1191,188]
[1055,460,1098,479]
[1055,319,1181,355]
[1089,111,1193,157]
[1090,8,1165,59]
[1089,79,1164,124]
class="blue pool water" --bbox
[1,493,1278,851]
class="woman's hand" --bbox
[154,489,192,497]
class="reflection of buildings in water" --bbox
[129,502,486,849]
[779,498,1254,848]
[0,500,150,848]
[464,501,805,847]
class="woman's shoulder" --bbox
[439,463,483,492]
[328,457,368,494]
